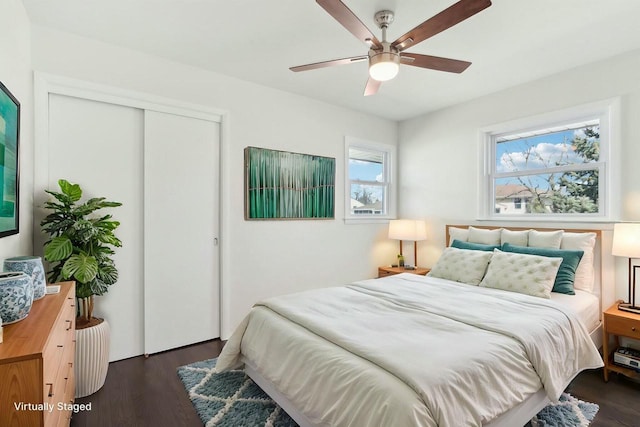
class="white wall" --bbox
[30,26,398,341]
[398,48,640,303]
[0,0,33,262]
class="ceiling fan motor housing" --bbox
[368,10,400,81]
[369,47,400,81]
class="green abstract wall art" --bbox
[0,81,20,238]
[245,147,335,220]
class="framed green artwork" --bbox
[0,81,20,237]
[245,147,335,220]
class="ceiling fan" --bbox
[290,0,492,96]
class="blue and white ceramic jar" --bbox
[0,271,34,325]
[4,256,47,300]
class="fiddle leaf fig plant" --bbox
[41,179,122,323]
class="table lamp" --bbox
[612,223,640,314]
[388,219,427,267]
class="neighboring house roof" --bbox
[350,199,364,208]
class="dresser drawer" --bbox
[43,339,65,389]
[605,313,640,340]
[43,296,75,377]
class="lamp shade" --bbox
[612,223,640,258]
[388,220,427,241]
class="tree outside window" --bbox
[492,121,601,215]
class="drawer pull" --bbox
[46,383,54,397]
[633,327,637,332]
[66,320,73,330]
[57,344,64,348]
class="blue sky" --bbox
[495,126,598,191]
[496,129,575,172]
[349,159,383,182]
[349,159,384,202]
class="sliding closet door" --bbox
[143,110,220,354]
[47,94,145,361]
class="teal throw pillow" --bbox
[500,243,584,295]
[451,239,500,252]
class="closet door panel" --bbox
[47,94,145,361]
[143,110,220,354]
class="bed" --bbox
[217,225,605,427]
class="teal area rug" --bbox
[177,358,598,427]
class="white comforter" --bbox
[217,274,603,427]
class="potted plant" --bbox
[40,179,122,397]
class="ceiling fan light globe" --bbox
[369,51,400,81]
[369,62,399,81]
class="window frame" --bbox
[344,136,397,223]
[479,98,620,221]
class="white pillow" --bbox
[468,226,502,245]
[428,247,493,286]
[501,229,529,246]
[479,250,562,299]
[448,227,469,245]
[561,232,597,292]
[528,230,563,249]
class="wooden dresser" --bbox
[0,282,76,427]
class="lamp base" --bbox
[618,302,640,315]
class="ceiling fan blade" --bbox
[392,0,492,51]
[401,53,471,73]
[364,78,381,96]
[317,0,382,49]
[290,56,367,72]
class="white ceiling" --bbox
[22,0,640,121]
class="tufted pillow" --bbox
[468,226,502,245]
[501,229,529,246]
[561,232,597,292]
[428,247,493,286]
[528,230,563,249]
[451,239,500,252]
[448,227,469,245]
[479,250,562,299]
[501,243,584,295]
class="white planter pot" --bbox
[75,319,110,398]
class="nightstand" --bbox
[602,302,640,381]
[377,266,430,278]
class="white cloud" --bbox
[498,142,584,173]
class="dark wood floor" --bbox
[70,340,224,427]
[70,339,639,427]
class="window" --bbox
[481,99,619,220]
[345,137,395,221]
[513,197,522,210]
